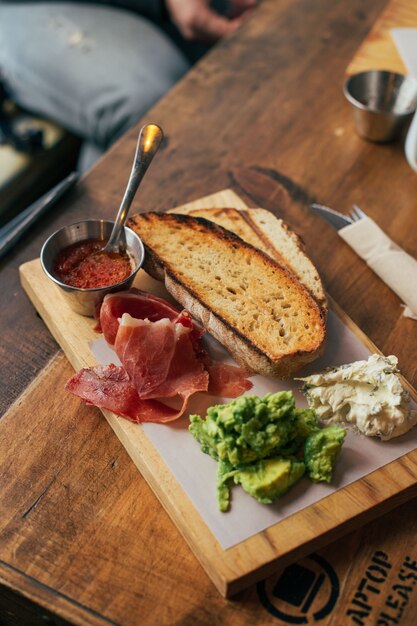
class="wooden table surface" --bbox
[1,0,417,624]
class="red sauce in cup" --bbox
[53,239,132,289]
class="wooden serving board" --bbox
[20,190,417,598]
[346,0,417,76]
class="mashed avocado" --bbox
[304,424,346,483]
[189,391,346,511]
[190,391,300,465]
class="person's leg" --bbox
[0,3,190,167]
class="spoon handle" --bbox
[105,123,163,251]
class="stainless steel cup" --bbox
[40,220,145,316]
[343,70,417,142]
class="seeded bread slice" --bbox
[175,207,326,311]
[128,212,326,378]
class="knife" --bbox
[310,203,353,230]
[0,171,79,259]
[310,203,417,319]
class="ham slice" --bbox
[67,289,253,423]
[114,314,209,399]
[99,289,203,345]
[207,363,253,397]
[65,364,189,423]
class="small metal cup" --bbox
[343,70,417,142]
[40,220,145,316]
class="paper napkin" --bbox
[339,217,417,320]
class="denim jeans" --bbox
[0,2,190,169]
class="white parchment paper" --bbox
[91,311,417,550]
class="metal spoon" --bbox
[102,123,163,254]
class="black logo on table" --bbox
[257,554,339,623]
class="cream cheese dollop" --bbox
[297,355,417,441]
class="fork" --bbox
[347,204,367,223]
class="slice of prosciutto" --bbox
[99,289,203,346]
[207,363,253,397]
[114,314,209,399]
[65,364,189,423]
[67,289,253,423]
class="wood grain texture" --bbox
[19,189,417,598]
[2,0,417,622]
[346,0,417,76]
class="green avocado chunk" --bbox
[189,391,346,511]
[233,457,305,504]
[304,424,346,483]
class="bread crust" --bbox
[128,212,326,378]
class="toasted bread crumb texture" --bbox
[184,207,326,308]
[129,213,325,367]
[249,209,326,307]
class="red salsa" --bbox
[53,238,132,289]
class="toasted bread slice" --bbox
[128,212,326,378]
[175,207,326,311]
